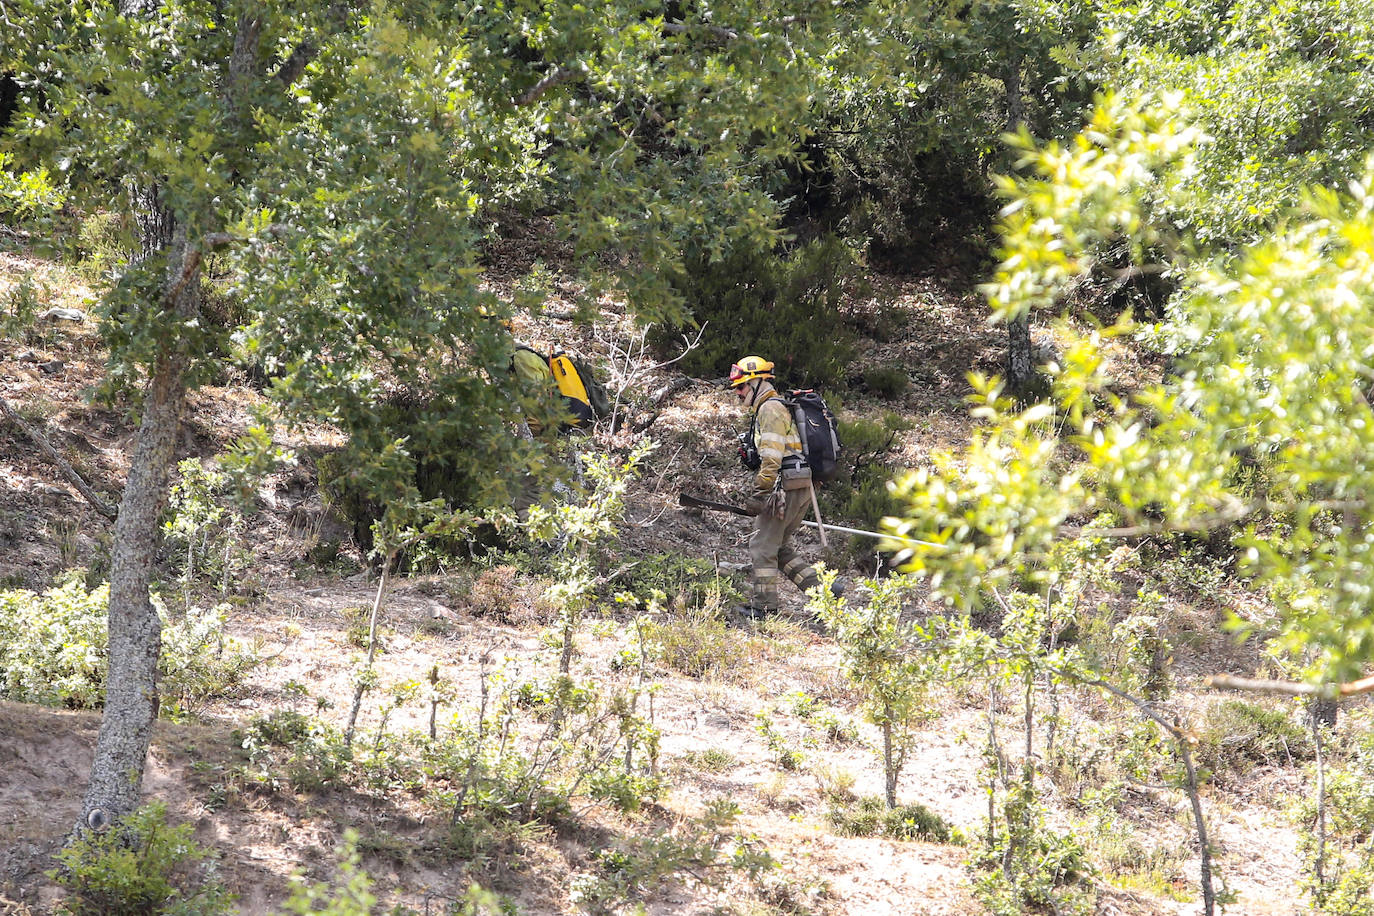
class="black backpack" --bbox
[783,389,842,483]
[737,389,843,483]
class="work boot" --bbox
[830,575,853,599]
[733,604,771,621]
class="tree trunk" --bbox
[75,0,263,835]
[1308,695,1339,730]
[882,719,897,808]
[78,217,200,833]
[1006,312,1037,397]
[1001,54,1042,402]
[0,73,17,134]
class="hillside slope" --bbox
[0,244,1337,915]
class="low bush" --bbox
[0,573,259,712]
[651,234,858,389]
[681,747,737,773]
[827,795,954,843]
[622,554,739,614]
[646,604,745,680]
[861,365,910,400]
[972,809,1095,916]
[0,272,42,342]
[53,801,233,916]
[1195,699,1313,781]
[464,564,538,624]
[567,798,773,915]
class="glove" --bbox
[742,497,764,517]
[761,491,785,520]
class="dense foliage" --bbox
[0,575,258,711]
[892,94,1374,687]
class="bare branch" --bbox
[649,376,693,407]
[0,396,118,520]
[1206,672,1374,698]
[517,67,578,107]
[1058,497,1366,540]
[593,319,708,434]
[1051,666,1217,915]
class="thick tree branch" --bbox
[517,67,578,107]
[273,2,352,87]
[1206,672,1374,698]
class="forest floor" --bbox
[0,237,1347,915]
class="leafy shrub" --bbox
[813,709,860,745]
[622,554,738,613]
[646,603,745,679]
[823,413,910,555]
[973,788,1095,916]
[275,833,377,916]
[567,798,773,915]
[76,210,134,280]
[159,604,263,719]
[827,795,954,842]
[162,459,250,601]
[0,272,41,341]
[0,152,67,224]
[651,234,858,388]
[464,565,530,623]
[0,575,108,707]
[316,390,522,563]
[236,710,354,794]
[586,769,664,814]
[861,365,910,400]
[0,574,259,711]
[812,574,937,807]
[1194,699,1313,781]
[755,712,805,771]
[681,747,737,773]
[1298,722,1374,914]
[53,801,233,916]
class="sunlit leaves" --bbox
[894,93,1374,683]
[984,92,1200,323]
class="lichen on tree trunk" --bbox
[78,221,200,834]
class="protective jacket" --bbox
[740,382,818,613]
[749,388,804,499]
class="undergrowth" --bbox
[0,572,260,713]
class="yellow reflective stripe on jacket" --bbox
[752,393,802,494]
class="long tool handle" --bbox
[806,482,828,549]
[799,519,944,549]
[680,491,945,549]
[678,492,754,516]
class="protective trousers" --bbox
[749,489,820,612]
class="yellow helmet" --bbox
[728,356,775,387]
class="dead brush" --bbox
[465,564,542,625]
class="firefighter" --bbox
[728,356,848,618]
